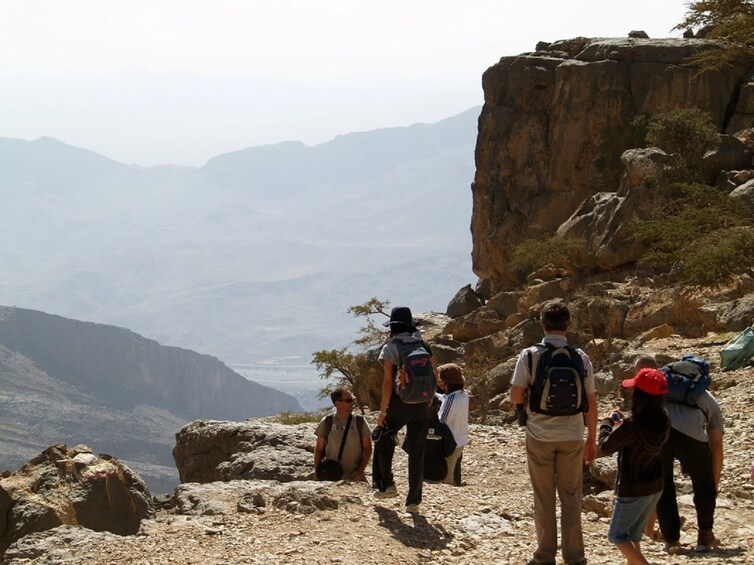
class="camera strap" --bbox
[336,415,353,461]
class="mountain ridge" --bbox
[0,305,300,491]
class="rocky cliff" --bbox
[471,37,754,286]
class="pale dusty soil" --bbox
[4,336,754,565]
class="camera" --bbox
[372,425,394,442]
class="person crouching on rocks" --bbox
[598,368,670,565]
[437,363,469,486]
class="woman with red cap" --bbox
[598,368,670,565]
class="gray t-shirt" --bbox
[665,390,723,443]
[378,331,424,367]
[315,413,371,476]
[511,334,596,443]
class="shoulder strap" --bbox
[527,342,548,383]
[323,414,333,441]
[355,414,364,436]
[336,415,353,461]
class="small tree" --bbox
[675,0,754,71]
[311,298,391,411]
[644,108,719,179]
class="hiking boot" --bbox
[405,503,420,513]
[525,560,555,565]
[664,541,684,555]
[373,484,398,499]
[696,529,720,552]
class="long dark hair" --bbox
[631,388,668,429]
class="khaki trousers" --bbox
[526,435,586,565]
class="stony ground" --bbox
[3,335,753,565]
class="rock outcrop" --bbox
[471,37,753,285]
[0,444,153,553]
[172,420,315,484]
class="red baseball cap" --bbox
[621,368,668,396]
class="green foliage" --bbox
[631,182,754,284]
[644,108,719,178]
[507,236,582,283]
[675,0,754,71]
[683,227,754,285]
[311,298,390,411]
[272,411,323,425]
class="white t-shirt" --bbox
[511,334,595,443]
[439,389,469,447]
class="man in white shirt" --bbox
[510,300,597,565]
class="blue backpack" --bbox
[393,338,437,404]
[527,343,587,416]
[661,355,710,406]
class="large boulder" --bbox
[173,420,315,484]
[557,148,675,270]
[446,284,484,318]
[0,444,153,553]
[701,134,751,184]
[443,308,506,343]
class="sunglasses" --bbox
[338,397,355,403]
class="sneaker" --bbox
[664,541,684,555]
[373,484,398,499]
[405,503,420,513]
[696,529,720,552]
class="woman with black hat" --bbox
[372,306,436,514]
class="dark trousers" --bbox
[657,428,717,542]
[372,395,429,505]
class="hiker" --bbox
[437,363,469,486]
[372,306,437,513]
[598,368,670,565]
[314,387,372,481]
[510,299,597,565]
[629,355,664,542]
[655,357,724,554]
[402,394,456,482]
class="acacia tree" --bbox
[676,0,754,70]
[311,298,391,411]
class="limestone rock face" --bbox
[0,444,153,553]
[173,420,315,484]
[472,37,751,283]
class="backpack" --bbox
[323,414,365,442]
[527,342,587,416]
[393,338,437,404]
[661,355,711,406]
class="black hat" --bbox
[383,306,417,327]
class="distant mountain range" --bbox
[0,305,299,492]
[0,107,479,367]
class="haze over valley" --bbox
[1,108,478,408]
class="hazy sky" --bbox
[1,1,689,166]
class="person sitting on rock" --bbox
[437,363,469,486]
[314,387,372,481]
